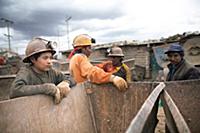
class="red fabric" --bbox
[96,61,116,73]
[0,56,6,65]
[67,47,79,60]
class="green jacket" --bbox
[10,64,70,98]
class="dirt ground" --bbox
[155,107,165,133]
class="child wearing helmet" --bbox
[96,46,132,82]
[10,37,73,104]
[68,34,128,91]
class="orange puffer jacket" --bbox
[69,54,112,84]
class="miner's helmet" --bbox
[165,43,184,54]
[23,37,56,63]
[107,46,124,57]
[72,34,96,48]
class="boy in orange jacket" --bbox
[69,34,128,91]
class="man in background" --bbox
[165,43,200,81]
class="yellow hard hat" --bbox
[73,34,95,48]
[23,37,56,63]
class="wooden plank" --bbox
[0,83,95,133]
[0,74,16,79]
[123,58,135,68]
[161,90,191,133]
[126,82,165,133]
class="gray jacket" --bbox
[10,65,73,98]
[166,59,200,81]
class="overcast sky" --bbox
[0,0,200,54]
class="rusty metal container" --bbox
[0,79,199,133]
[0,84,95,133]
[0,75,15,101]
[163,79,200,133]
[84,82,156,133]
[0,82,156,133]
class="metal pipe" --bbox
[0,18,14,51]
[65,16,72,49]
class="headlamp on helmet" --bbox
[23,37,56,63]
[73,34,96,48]
[34,37,57,50]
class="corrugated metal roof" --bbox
[60,31,200,53]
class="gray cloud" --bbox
[0,0,124,41]
[101,29,139,38]
[1,0,199,54]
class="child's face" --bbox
[82,45,92,57]
[109,56,121,66]
[32,52,53,72]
